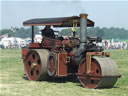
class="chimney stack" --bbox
[80,13,88,44]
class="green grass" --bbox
[124,39,128,43]
[0,49,128,96]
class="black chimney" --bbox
[74,13,88,65]
[79,13,88,48]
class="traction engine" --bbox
[22,14,121,88]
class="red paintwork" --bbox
[24,50,42,80]
[22,48,29,59]
[29,43,40,48]
[62,40,76,48]
[43,39,50,46]
[58,53,68,76]
[55,40,61,47]
[78,58,102,88]
[29,38,62,49]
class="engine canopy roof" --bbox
[23,16,94,27]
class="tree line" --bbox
[60,27,128,40]
[0,26,128,40]
[0,26,40,38]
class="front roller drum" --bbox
[24,49,49,81]
[78,56,120,88]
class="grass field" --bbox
[0,49,128,96]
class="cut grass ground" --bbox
[0,49,128,96]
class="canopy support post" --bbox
[32,26,34,43]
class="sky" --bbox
[0,0,128,30]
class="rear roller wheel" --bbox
[78,56,120,88]
[24,49,49,81]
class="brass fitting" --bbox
[80,13,88,18]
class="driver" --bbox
[41,25,55,38]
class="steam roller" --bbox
[22,13,121,89]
